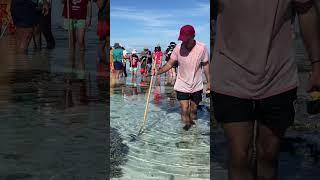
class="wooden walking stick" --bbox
[137,57,157,136]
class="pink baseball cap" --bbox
[178,25,195,42]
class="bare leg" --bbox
[77,28,85,51]
[71,29,76,51]
[223,122,255,180]
[179,100,192,130]
[190,99,200,123]
[256,124,285,180]
[15,27,33,53]
[33,25,41,49]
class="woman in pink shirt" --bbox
[157,25,210,130]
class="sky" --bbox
[110,0,210,53]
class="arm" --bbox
[201,47,210,90]
[203,62,210,90]
[157,59,176,75]
[297,3,320,90]
[42,0,49,16]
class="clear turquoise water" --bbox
[111,74,210,180]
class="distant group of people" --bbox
[9,0,108,57]
[110,41,178,80]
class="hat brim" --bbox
[178,35,190,42]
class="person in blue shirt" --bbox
[112,43,123,79]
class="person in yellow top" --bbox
[110,47,114,73]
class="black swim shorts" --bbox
[176,90,203,102]
[11,0,41,28]
[212,88,297,130]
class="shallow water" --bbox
[0,7,107,179]
[110,74,211,179]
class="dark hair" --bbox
[154,46,161,52]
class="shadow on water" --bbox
[110,127,129,178]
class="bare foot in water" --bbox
[183,123,192,131]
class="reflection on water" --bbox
[110,71,210,180]
[0,25,107,179]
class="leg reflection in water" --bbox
[64,50,88,108]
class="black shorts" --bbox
[114,61,123,70]
[212,88,297,130]
[176,90,203,102]
[11,0,41,28]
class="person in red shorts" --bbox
[94,0,108,62]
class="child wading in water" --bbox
[130,49,139,78]
[62,0,92,51]
[139,52,148,81]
